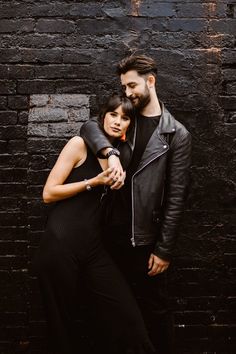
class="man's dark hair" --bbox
[116,54,157,78]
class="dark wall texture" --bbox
[0,1,235,353]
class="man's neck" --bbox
[139,95,161,117]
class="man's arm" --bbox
[154,131,192,261]
[80,118,113,155]
[80,118,125,188]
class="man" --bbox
[80,54,191,354]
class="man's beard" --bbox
[130,87,150,111]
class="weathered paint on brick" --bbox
[0,0,235,353]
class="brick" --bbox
[27,124,48,137]
[0,19,35,33]
[222,69,236,82]
[210,19,236,35]
[0,126,26,139]
[0,255,27,271]
[8,96,28,110]
[0,111,17,125]
[27,185,45,199]
[75,18,131,35]
[62,49,101,64]
[175,311,213,325]
[138,1,175,17]
[176,3,226,18]
[36,19,75,33]
[28,122,82,138]
[7,140,27,153]
[0,96,7,109]
[225,112,236,124]
[21,48,63,63]
[0,49,21,63]
[0,65,34,80]
[55,79,94,94]
[27,138,66,154]
[226,82,236,95]
[0,153,28,168]
[28,216,46,231]
[0,226,27,241]
[1,33,68,50]
[29,107,68,123]
[67,108,90,122]
[18,111,28,125]
[168,19,206,32]
[220,96,236,110]
[48,94,89,108]
[69,3,104,18]
[30,95,49,107]
[175,324,207,339]
[34,64,93,80]
[0,240,28,256]
[0,81,16,94]
[222,49,236,64]
[0,168,27,183]
[29,107,89,126]
[17,80,56,94]
[0,212,27,227]
[0,2,30,18]
[28,200,45,216]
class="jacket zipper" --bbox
[130,142,169,247]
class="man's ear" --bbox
[147,74,156,88]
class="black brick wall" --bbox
[0,1,235,353]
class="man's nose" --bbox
[126,87,132,97]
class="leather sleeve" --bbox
[80,118,113,156]
[154,131,192,261]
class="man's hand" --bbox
[107,155,126,190]
[148,253,170,277]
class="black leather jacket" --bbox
[80,103,191,260]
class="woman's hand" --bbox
[95,167,115,186]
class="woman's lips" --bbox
[111,127,121,133]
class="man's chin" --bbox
[131,99,139,107]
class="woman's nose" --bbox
[114,117,121,125]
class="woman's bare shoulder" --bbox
[66,136,86,151]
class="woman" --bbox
[34,94,154,354]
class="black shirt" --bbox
[108,114,161,245]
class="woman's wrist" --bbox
[85,177,100,189]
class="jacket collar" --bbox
[158,102,176,134]
[126,101,176,151]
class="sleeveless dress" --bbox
[43,146,105,260]
[34,146,154,354]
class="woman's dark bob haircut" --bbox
[98,93,135,127]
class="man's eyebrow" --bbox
[122,82,136,87]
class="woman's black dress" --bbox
[34,146,154,354]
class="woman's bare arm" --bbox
[43,136,113,203]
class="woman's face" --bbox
[103,105,131,140]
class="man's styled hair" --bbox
[116,54,157,78]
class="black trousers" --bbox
[105,240,175,354]
[33,233,155,354]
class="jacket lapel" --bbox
[137,104,176,171]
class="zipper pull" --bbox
[130,237,136,247]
